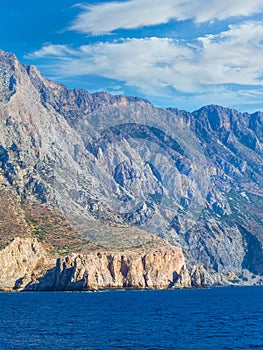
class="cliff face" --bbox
[0,48,263,289]
[0,237,191,291]
[26,244,191,291]
[0,237,54,291]
[172,105,263,275]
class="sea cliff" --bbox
[0,237,193,291]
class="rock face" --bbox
[173,105,263,276]
[1,48,263,289]
[0,237,190,291]
[0,237,54,291]
[25,244,190,291]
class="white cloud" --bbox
[28,37,198,94]
[69,0,263,34]
[25,44,77,59]
[178,86,263,113]
[27,22,263,91]
[197,21,263,86]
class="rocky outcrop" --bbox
[26,244,191,291]
[0,237,54,291]
[0,237,192,291]
[0,236,257,291]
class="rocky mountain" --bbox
[0,48,263,290]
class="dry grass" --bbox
[0,173,168,255]
[0,176,30,249]
[23,201,97,255]
[65,213,170,251]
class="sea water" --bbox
[0,287,262,349]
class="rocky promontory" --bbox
[0,237,192,291]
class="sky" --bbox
[1,0,263,112]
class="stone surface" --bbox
[25,244,190,291]
[0,236,191,291]
[0,237,54,291]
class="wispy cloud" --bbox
[25,44,77,59]
[26,21,263,95]
[26,37,198,95]
[68,0,263,34]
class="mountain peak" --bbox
[0,48,15,58]
[193,104,240,115]
[192,104,242,131]
[0,49,20,69]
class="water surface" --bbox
[0,287,263,349]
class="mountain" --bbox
[0,48,263,290]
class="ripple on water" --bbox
[0,287,262,349]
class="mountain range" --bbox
[0,48,263,290]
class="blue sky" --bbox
[2,0,263,112]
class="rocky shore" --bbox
[0,237,223,292]
[0,237,190,291]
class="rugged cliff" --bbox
[0,173,196,291]
[1,48,263,289]
[0,237,53,291]
[0,236,193,291]
[26,244,191,291]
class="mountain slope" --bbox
[1,48,263,287]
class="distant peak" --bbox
[0,48,8,55]
[193,104,237,114]
[26,64,43,79]
[0,48,18,60]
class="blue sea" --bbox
[0,287,263,349]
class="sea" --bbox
[0,287,262,350]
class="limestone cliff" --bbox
[0,237,191,291]
[0,171,194,291]
[0,237,54,291]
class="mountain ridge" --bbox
[1,48,263,290]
